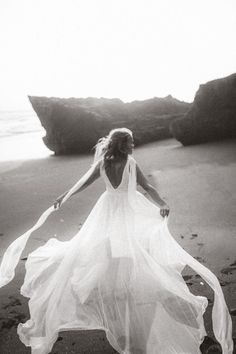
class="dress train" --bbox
[0,155,233,354]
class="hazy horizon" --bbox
[1,0,236,110]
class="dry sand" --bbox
[0,138,235,353]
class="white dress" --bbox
[0,155,233,354]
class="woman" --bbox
[0,128,233,354]
[54,128,170,217]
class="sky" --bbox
[0,0,236,110]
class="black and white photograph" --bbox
[0,0,235,353]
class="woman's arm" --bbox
[54,161,101,209]
[136,163,170,217]
[71,162,101,195]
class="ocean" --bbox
[0,110,52,162]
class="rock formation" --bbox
[170,73,236,145]
[28,95,189,154]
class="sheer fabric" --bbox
[0,155,233,354]
[0,159,101,288]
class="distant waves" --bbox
[0,111,51,161]
[0,110,43,138]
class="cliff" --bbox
[28,95,190,154]
[170,73,236,145]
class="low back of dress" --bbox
[100,156,130,194]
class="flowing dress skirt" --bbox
[18,190,209,354]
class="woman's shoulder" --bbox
[90,157,104,172]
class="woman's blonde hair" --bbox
[93,127,133,163]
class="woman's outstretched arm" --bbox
[54,161,101,209]
[136,163,170,217]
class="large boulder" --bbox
[170,73,236,145]
[28,95,190,155]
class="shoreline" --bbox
[0,137,235,353]
[0,132,51,169]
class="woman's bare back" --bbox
[104,158,128,189]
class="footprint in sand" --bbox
[0,313,26,331]
[220,266,236,275]
[220,280,231,286]
[182,275,194,286]
[190,233,198,239]
[2,295,22,310]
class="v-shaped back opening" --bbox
[102,156,129,190]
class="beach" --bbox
[0,137,235,353]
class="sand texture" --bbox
[0,138,235,353]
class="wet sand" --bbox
[0,138,235,353]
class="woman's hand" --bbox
[53,193,66,210]
[160,203,170,218]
